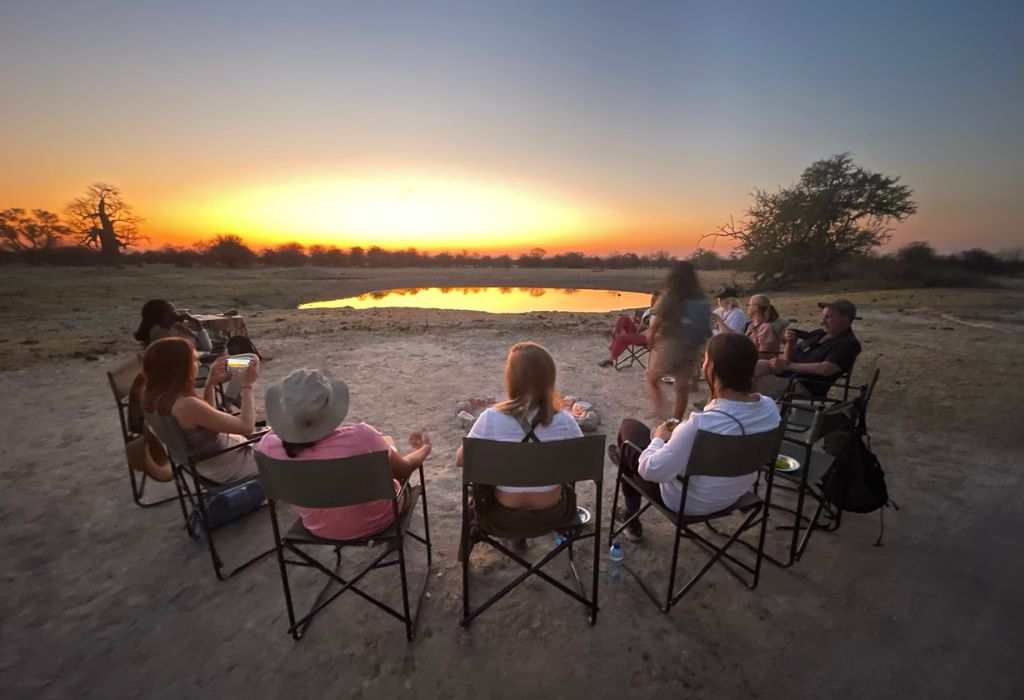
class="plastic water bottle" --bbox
[608,541,624,583]
[554,533,566,547]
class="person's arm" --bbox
[775,358,842,377]
[388,431,432,481]
[725,310,748,333]
[202,356,229,407]
[456,410,489,467]
[192,327,213,352]
[186,358,259,434]
[647,316,663,346]
[172,319,212,352]
[637,418,699,483]
[178,390,256,436]
[714,314,741,334]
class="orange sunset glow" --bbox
[147,174,640,254]
[2,2,1020,256]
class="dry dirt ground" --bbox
[1,266,1022,699]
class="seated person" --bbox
[614,333,781,540]
[711,287,749,335]
[598,291,660,368]
[756,299,862,398]
[134,299,212,351]
[456,341,583,540]
[258,369,432,541]
[141,337,260,483]
[719,294,782,359]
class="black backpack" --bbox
[821,398,894,544]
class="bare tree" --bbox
[66,183,144,262]
[0,208,71,251]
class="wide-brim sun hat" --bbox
[265,369,350,443]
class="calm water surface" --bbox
[299,287,652,313]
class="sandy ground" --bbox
[1,266,1023,699]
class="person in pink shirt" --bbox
[259,369,432,541]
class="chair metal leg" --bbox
[590,483,602,625]
[665,522,685,613]
[418,465,432,567]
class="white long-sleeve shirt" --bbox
[638,395,780,515]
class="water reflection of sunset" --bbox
[299,287,652,313]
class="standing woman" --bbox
[646,261,712,420]
[456,341,583,539]
[142,337,260,483]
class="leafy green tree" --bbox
[704,154,917,287]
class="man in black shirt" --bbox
[761,299,862,398]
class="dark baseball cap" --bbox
[817,299,859,319]
[715,286,740,298]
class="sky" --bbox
[1,0,1021,255]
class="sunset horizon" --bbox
[3,2,1020,257]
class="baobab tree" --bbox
[66,183,144,262]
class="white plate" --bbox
[576,506,592,524]
[774,455,800,472]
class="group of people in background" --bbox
[130,259,861,546]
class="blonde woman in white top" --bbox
[456,342,583,541]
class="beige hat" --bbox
[265,369,350,443]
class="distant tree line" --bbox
[3,173,1022,284]
[0,226,696,270]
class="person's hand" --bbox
[784,328,798,343]
[239,356,260,387]
[770,356,788,372]
[208,355,230,384]
[653,422,674,441]
[409,430,432,456]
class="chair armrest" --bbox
[622,439,646,455]
[192,429,269,464]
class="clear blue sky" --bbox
[1,0,1020,253]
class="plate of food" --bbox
[774,455,800,472]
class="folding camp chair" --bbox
[783,357,879,436]
[614,342,650,371]
[107,356,177,507]
[771,399,860,565]
[785,354,860,405]
[609,423,785,613]
[460,435,606,626]
[254,450,432,641]
[145,412,273,580]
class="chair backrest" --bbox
[684,424,786,478]
[254,450,394,508]
[807,400,858,444]
[461,435,606,487]
[107,355,142,402]
[144,411,194,465]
